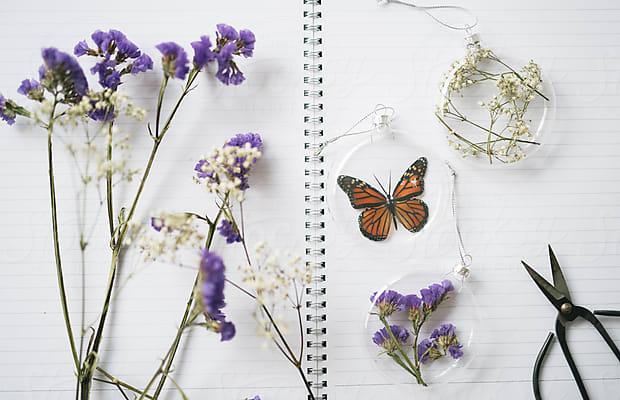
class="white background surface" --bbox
[1,0,619,399]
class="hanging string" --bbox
[445,162,472,280]
[378,0,478,32]
[314,104,395,156]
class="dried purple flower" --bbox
[420,280,453,309]
[226,132,263,149]
[74,40,89,57]
[151,216,165,232]
[17,79,44,102]
[131,53,153,74]
[373,325,409,354]
[199,249,235,341]
[217,23,239,41]
[441,279,454,292]
[417,338,436,364]
[0,94,15,125]
[156,42,189,80]
[39,47,88,102]
[430,323,456,340]
[448,344,464,359]
[370,290,403,318]
[215,42,243,85]
[191,35,216,69]
[238,29,256,58]
[217,219,242,244]
[400,294,422,320]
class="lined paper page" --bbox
[322,1,620,399]
[0,1,307,399]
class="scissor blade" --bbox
[549,245,571,302]
[522,261,567,312]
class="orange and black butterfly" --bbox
[337,157,428,241]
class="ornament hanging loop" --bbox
[378,0,478,33]
[445,162,472,281]
[314,104,395,156]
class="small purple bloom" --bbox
[430,323,456,340]
[442,279,454,292]
[91,30,111,51]
[151,216,165,231]
[191,35,216,69]
[194,159,217,181]
[448,344,464,359]
[40,47,89,99]
[421,283,447,309]
[17,79,42,99]
[400,294,421,319]
[131,53,153,73]
[226,132,263,149]
[217,219,242,244]
[74,40,89,57]
[116,38,141,58]
[217,23,239,41]
[156,42,189,80]
[215,42,242,85]
[238,29,256,58]
[104,70,121,90]
[417,338,435,364]
[373,325,409,353]
[0,94,15,125]
[370,290,403,317]
[200,250,235,341]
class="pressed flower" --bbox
[39,47,89,102]
[131,53,153,74]
[74,40,89,57]
[448,344,464,359]
[238,29,256,58]
[226,132,263,149]
[373,325,409,354]
[156,41,189,80]
[400,294,421,320]
[370,290,403,318]
[215,42,242,85]
[218,219,242,244]
[0,94,15,125]
[200,249,235,341]
[417,338,436,364]
[191,35,216,69]
[217,23,239,41]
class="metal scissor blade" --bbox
[522,260,568,312]
[549,245,571,302]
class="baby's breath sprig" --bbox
[436,39,549,164]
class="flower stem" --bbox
[46,97,80,372]
[95,367,154,399]
[106,121,116,245]
[81,71,201,400]
[378,316,426,386]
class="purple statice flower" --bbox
[417,338,436,364]
[76,29,152,89]
[0,94,15,125]
[17,79,44,101]
[131,53,153,74]
[156,42,189,80]
[420,280,453,310]
[200,249,235,341]
[151,216,166,232]
[215,42,243,85]
[217,23,239,41]
[430,323,456,340]
[400,294,422,320]
[217,219,242,244]
[448,344,464,359]
[370,290,403,318]
[238,29,256,58]
[226,132,263,149]
[39,47,88,102]
[372,325,409,354]
[194,158,218,182]
[74,40,89,57]
[191,35,216,70]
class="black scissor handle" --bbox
[533,332,555,400]
[578,307,620,361]
[594,310,620,317]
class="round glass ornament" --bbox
[436,34,556,166]
[325,126,453,256]
[363,266,480,387]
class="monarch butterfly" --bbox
[337,157,429,241]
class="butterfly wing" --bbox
[392,157,427,201]
[358,205,393,241]
[393,198,428,233]
[337,175,387,209]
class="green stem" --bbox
[95,368,154,399]
[490,55,550,101]
[379,316,426,386]
[81,70,200,400]
[106,122,116,245]
[46,97,80,372]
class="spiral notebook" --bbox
[1,0,620,399]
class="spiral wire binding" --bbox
[303,0,327,398]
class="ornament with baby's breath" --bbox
[436,35,553,165]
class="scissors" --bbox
[521,245,620,400]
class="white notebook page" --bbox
[322,0,620,399]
